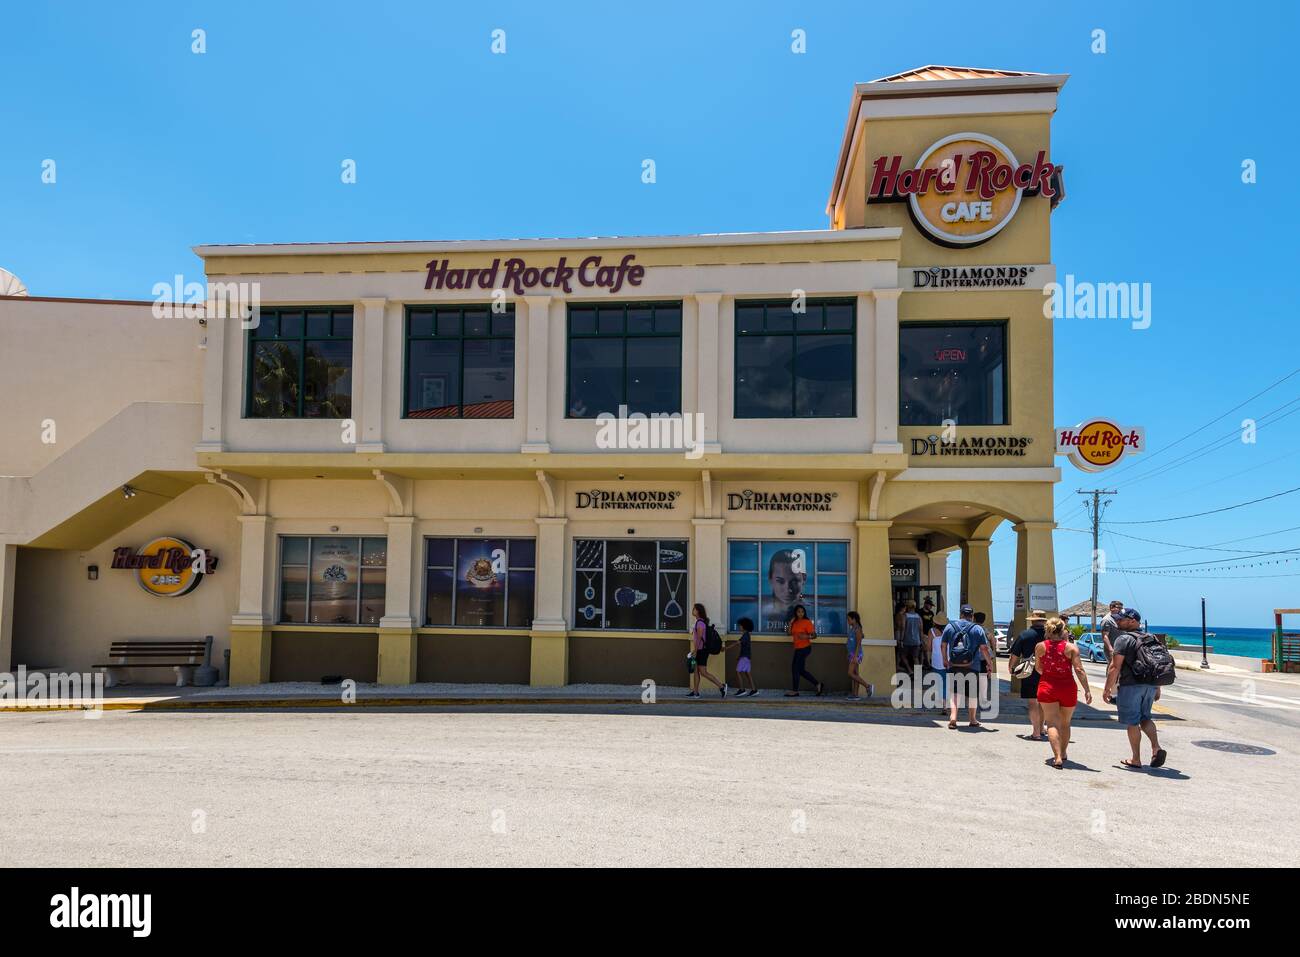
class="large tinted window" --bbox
[899,322,1007,425]
[406,305,515,418]
[735,299,855,418]
[424,538,535,628]
[567,302,681,417]
[728,540,848,635]
[278,536,386,625]
[573,538,689,631]
[247,307,353,418]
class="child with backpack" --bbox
[941,604,993,728]
[687,603,728,698]
[725,616,758,697]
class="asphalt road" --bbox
[1,665,1295,868]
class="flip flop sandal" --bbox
[1120,758,1142,769]
[948,720,958,729]
[1151,749,1168,768]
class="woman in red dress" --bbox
[1034,617,1093,769]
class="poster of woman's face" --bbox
[762,544,808,631]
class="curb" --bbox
[1,695,904,714]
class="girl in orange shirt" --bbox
[785,604,824,697]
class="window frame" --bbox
[277,534,387,626]
[897,318,1011,427]
[726,538,851,636]
[733,297,858,419]
[244,306,355,419]
[564,301,683,418]
[402,303,517,419]
[422,536,537,629]
[572,537,690,632]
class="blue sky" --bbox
[3,1,1297,628]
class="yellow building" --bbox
[0,66,1065,693]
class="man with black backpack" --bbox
[941,604,994,729]
[1103,608,1172,769]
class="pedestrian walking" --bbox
[1009,610,1048,740]
[845,610,874,699]
[924,613,948,710]
[784,604,824,697]
[1099,599,1124,657]
[941,604,993,728]
[1034,616,1092,768]
[900,600,924,673]
[687,603,727,698]
[725,616,758,697]
[1103,607,1174,769]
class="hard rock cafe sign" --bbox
[869,132,1063,247]
[110,536,217,597]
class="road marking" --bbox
[1156,686,1300,711]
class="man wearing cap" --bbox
[1009,609,1049,740]
[941,604,994,729]
[1103,608,1168,769]
[1099,599,1124,658]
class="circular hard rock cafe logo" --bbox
[909,133,1023,246]
[1056,420,1144,472]
[120,537,207,597]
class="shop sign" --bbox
[890,560,919,584]
[910,435,1033,458]
[870,133,1062,247]
[1055,420,1144,471]
[909,265,1038,289]
[574,489,681,511]
[424,254,644,296]
[726,490,839,512]
[110,536,217,598]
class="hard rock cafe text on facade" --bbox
[0,66,1067,694]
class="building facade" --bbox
[0,66,1065,692]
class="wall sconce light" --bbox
[626,528,635,535]
[473,527,483,534]
[786,529,796,536]
[329,525,340,533]
[87,565,99,581]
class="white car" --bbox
[994,627,1010,655]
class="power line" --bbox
[1108,483,1300,525]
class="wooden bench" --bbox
[94,637,213,688]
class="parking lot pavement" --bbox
[1,696,1295,867]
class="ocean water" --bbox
[1149,625,1277,660]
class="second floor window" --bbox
[246,307,353,418]
[405,304,516,418]
[899,321,1007,425]
[567,302,681,417]
[734,299,855,418]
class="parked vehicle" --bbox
[994,627,1010,655]
[1076,631,1108,662]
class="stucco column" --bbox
[855,519,896,692]
[0,544,16,672]
[529,516,568,685]
[693,293,723,454]
[378,516,417,685]
[357,297,387,453]
[691,517,724,626]
[960,538,994,623]
[1012,521,1057,636]
[229,514,272,685]
[196,313,226,452]
[521,295,552,453]
[871,289,904,454]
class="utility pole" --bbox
[1078,489,1116,636]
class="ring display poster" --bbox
[574,538,689,631]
